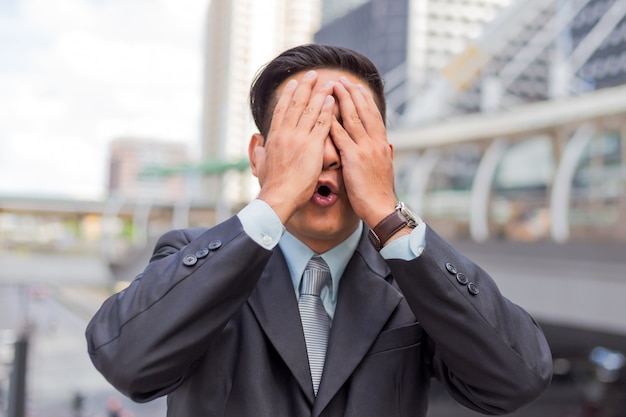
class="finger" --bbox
[333,81,368,142]
[354,83,384,131]
[308,94,335,138]
[282,70,319,128]
[269,78,298,133]
[338,77,386,140]
[297,80,335,133]
[329,116,356,154]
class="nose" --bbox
[322,135,341,170]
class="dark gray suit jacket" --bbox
[86,216,552,416]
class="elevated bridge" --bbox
[390,82,626,244]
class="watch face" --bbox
[399,202,419,226]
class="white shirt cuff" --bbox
[236,199,285,249]
[379,222,427,260]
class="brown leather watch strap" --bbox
[368,209,409,251]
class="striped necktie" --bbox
[299,257,331,396]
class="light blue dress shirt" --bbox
[237,199,427,321]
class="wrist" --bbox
[384,225,414,245]
[368,202,420,251]
[257,190,296,225]
[362,197,398,230]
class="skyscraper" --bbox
[574,0,626,90]
[201,0,321,205]
[315,0,514,120]
[407,0,514,90]
[320,0,370,24]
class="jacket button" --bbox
[183,254,198,266]
[445,262,457,275]
[456,273,468,285]
[467,282,479,295]
[208,240,222,250]
[196,248,210,259]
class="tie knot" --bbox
[301,257,330,296]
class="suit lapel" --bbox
[247,233,405,412]
[313,234,404,416]
[247,248,315,403]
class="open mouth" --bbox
[317,185,331,197]
[311,183,338,207]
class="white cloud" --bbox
[0,0,208,198]
[0,131,104,198]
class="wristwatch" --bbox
[368,202,420,251]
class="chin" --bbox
[288,211,360,247]
[293,219,343,238]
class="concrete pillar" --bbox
[550,123,596,242]
[470,138,508,242]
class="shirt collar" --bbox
[279,222,363,302]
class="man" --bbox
[86,44,552,416]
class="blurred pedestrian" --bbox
[106,395,122,417]
[71,391,84,417]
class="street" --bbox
[0,251,166,417]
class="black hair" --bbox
[249,44,386,138]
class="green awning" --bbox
[140,158,250,177]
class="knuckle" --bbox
[349,113,361,123]
[273,103,287,116]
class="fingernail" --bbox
[324,95,334,105]
[285,79,297,89]
[324,80,335,88]
[304,70,316,79]
[340,76,351,84]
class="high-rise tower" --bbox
[201,0,321,207]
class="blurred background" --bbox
[1,0,626,416]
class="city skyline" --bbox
[201,0,322,207]
[0,0,516,201]
[3,0,622,202]
[0,0,208,199]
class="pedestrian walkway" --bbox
[451,238,626,338]
[0,250,166,417]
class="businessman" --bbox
[86,44,552,416]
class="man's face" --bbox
[272,68,371,253]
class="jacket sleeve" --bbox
[85,216,273,402]
[387,226,552,415]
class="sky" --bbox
[0,0,209,199]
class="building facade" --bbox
[315,0,514,120]
[320,0,370,24]
[574,0,626,90]
[107,138,189,202]
[201,0,321,206]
